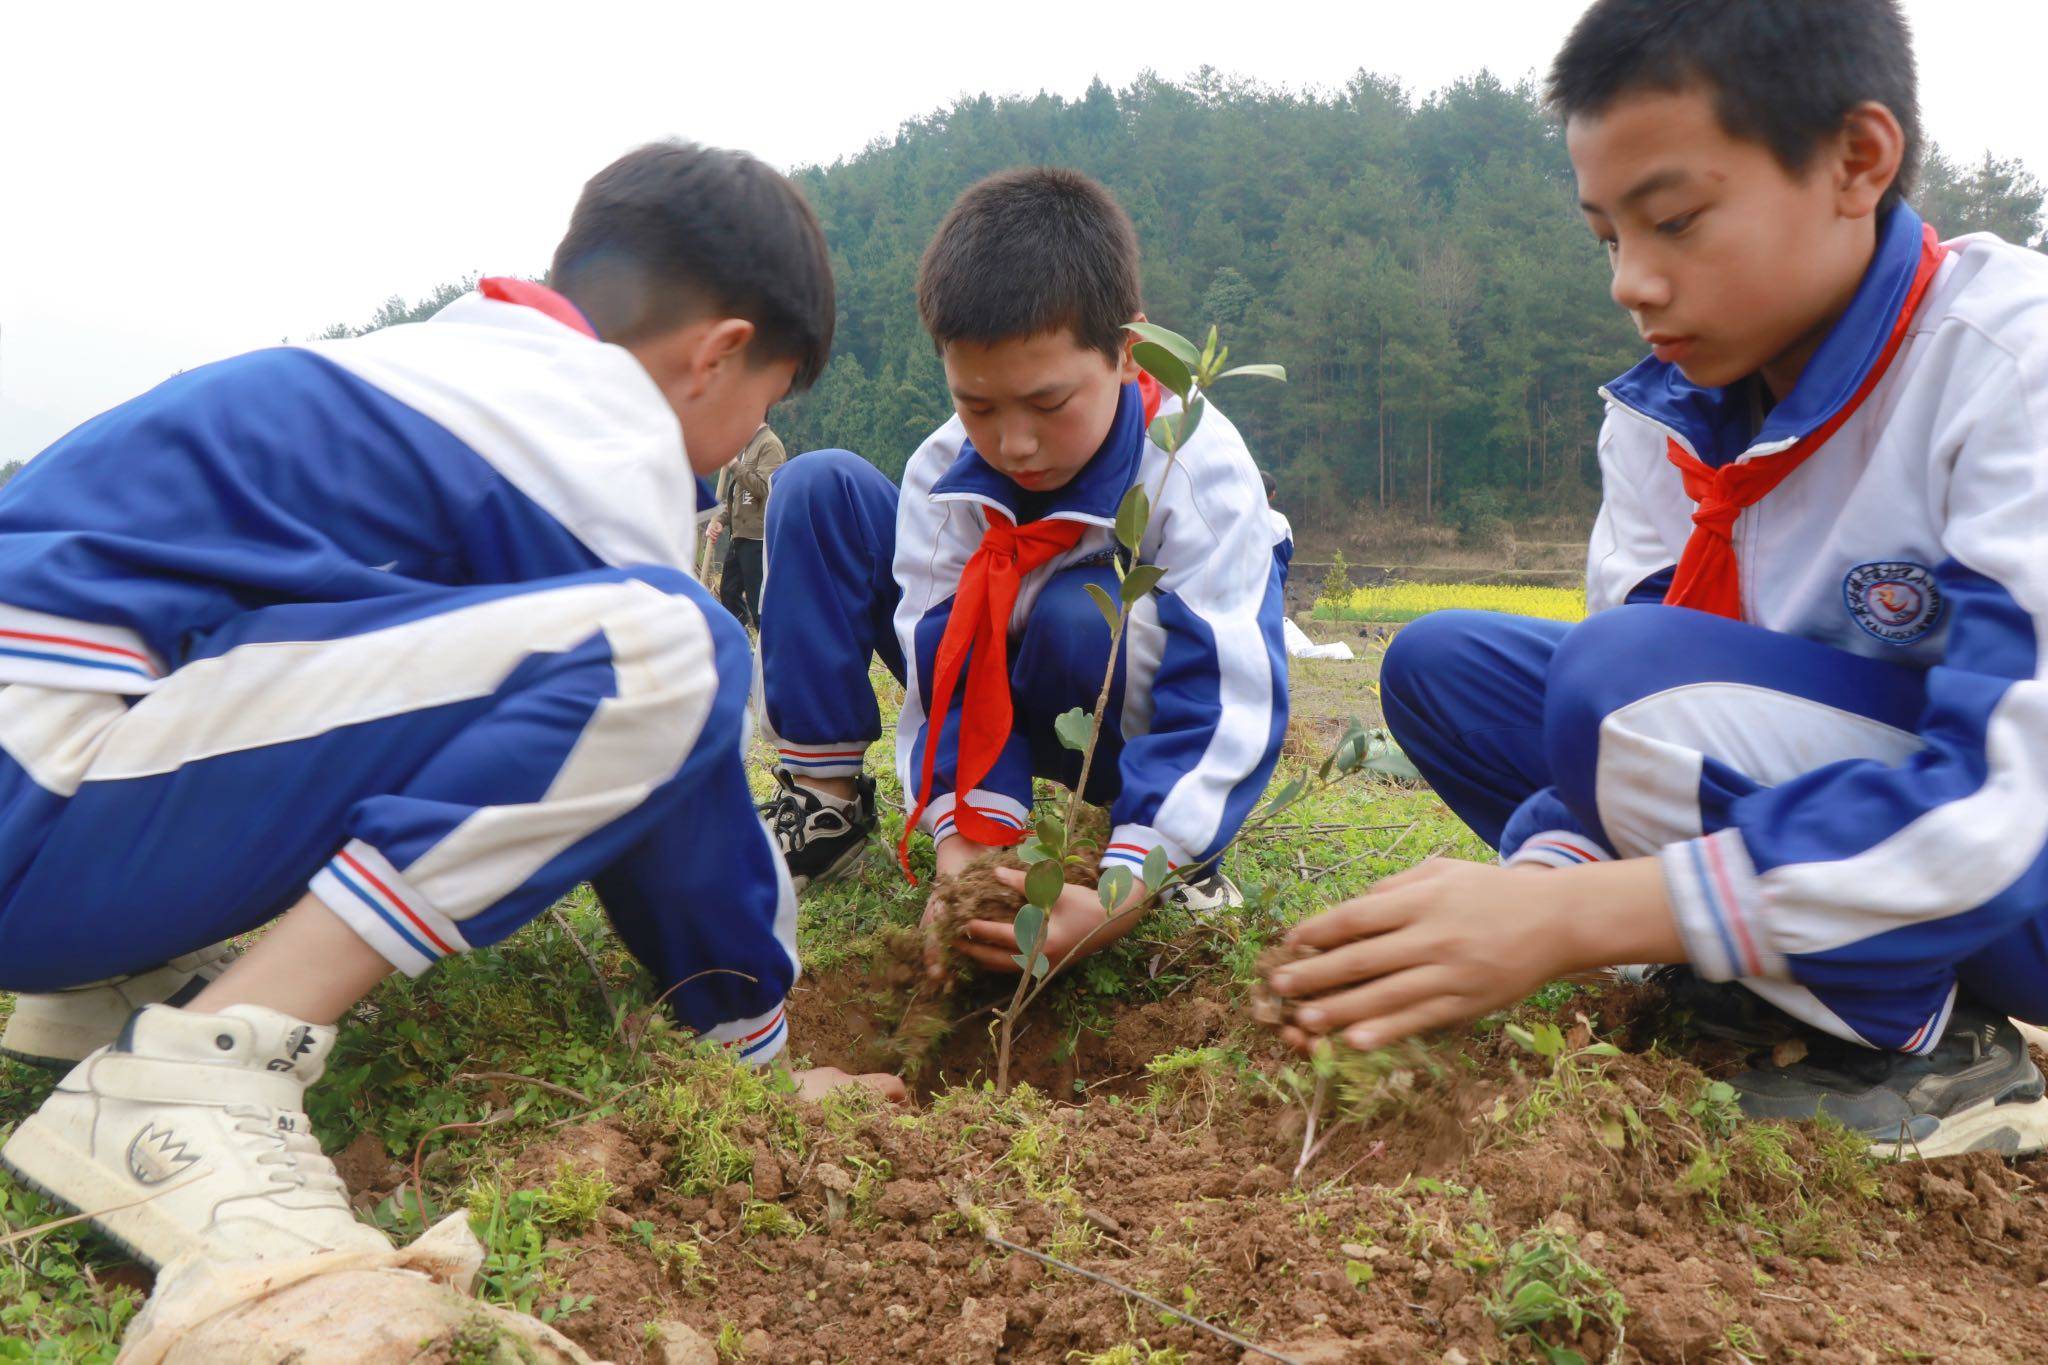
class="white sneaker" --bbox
[0,1003,390,1269]
[1163,869,1246,917]
[1,942,237,1068]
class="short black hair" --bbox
[1259,470,1278,500]
[917,167,1141,361]
[551,141,835,391]
[1547,0,1921,210]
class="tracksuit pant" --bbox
[757,449,1130,807]
[1381,605,2048,1053]
[0,566,796,1058]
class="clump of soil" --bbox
[1249,941,1315,1028]
[920,803,1112,965]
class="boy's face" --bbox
[1568,86,1878,397]
[942,328,1143,493]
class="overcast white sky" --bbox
[3,0,2042,465]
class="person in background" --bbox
[706,422,785,627]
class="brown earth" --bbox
[340,980,2048,1365]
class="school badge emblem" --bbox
[1843,561,1942,644]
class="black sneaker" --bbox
[1625,964,1804,1047]
[1731,1005,2048,1159]
[760,769,876,892]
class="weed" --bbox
[740,1200,806,1239]
[628,1220,715,1293]
[716,1320,745,1361]
[641,1044,802,1195]
[1068,1343,1190,1365]
[1485,1227,1628,1362]
[534,1159,613,1231]
[463,1176,591,1324]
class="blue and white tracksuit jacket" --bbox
[1381,204,2048,1054]
[760,381,1291,875]
[0,292,795,1060]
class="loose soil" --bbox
[326,976,2048,1364]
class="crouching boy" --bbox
[757,167,1292,972]
[0,140,895,1272]
[1268,0,2048,1159]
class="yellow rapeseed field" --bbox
[1314,580,1587,624]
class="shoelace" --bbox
[224,1104,350,1201]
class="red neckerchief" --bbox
[479,277,597,339]
[897,374,1165,879]
[1663,225,1947,620]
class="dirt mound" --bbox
[503,984,2048,1365]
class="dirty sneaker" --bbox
[761,768,876,892]
[1617,964,1804,1048]
[0,1003,390,1269]
[1163,868,1246,916]
[1,942,238,1069]
[1731,1005,2048,1160]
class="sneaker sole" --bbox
[0,1112,181,1271]
[1868,1092,2048,1162]
[792,838,872,896]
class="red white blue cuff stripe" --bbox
[776,743,871,778]
[1101,824,1184,873]
[1899,985,1957,1057]
[1505,831,1613,869]
[705,1003,789,1064]
[923,789,1029,843]
[0,604,164,695]
[1660,829,1786,983]
[310,839,472,977]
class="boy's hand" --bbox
[1268,859,1568,1051]
[1268,855,1681,1052]
[791,1066,908,1103]
[948,866,1145,976]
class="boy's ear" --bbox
[1116,312,1149,384]
[635,317,758,403]
[1831,101,1907,220]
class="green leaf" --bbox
[1130,341,1193,401]
[1164,395,1207,449]
[1264,777,1305,813]
[1012,902,1045,958]
[1097,865,1134,912]
[1141,846,1170,892]
[1147,413,1180,451]
[1361,734,1423,782]
[1024,857,1064,909]
[1124,321,1200,371]
[1031,952,1051,979]
[1114,485,1150,552]
[1053,707,1094,754]
[1015,838,1054,865]
[1216,362,1288,384]
[1035,815,1068,851]
[1119,563,1166,603]
[1084,582,1120,632]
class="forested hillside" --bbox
[326,70,2045,531]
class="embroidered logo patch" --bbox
[1843,561,1943,644]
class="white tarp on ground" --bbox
[1283,617,1355,661]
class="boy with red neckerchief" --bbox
[1267,0,2048,1160]
[757,167,1292,973]
[0,141,901,1274]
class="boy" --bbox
[0,141,896,1272]
[1267,0,2048,1159]
[756,167,1290,969]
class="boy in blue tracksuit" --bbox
[1267,0,2048,1160]
[0,141,897,1273]
[757,167,1292,973]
